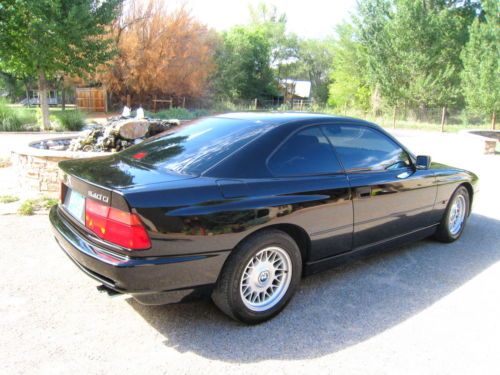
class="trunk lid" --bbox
[58,153,194,190]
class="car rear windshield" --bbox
[120,117,275,175]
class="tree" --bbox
[212,26,276,101]
[98,0,216,106]
[328,24,371,110]
[296,39,335,104]
[0,0,121,129]
[356,0,476,110]
[248,3,300,99]
[461,0,499,128]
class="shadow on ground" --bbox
[129,213,500,362]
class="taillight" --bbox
[85,198,151,250]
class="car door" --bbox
[322,124,437,249]
[265,125,353,261]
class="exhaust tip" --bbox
[96,284,122,297]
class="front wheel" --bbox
[212,230,302,324]
[434,186,470,242]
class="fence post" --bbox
[441,106,447,132]
[103,87,108,113]
[392,106,397,129]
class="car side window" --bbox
[268,126,343,176]
[321,125,411,172]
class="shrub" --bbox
[191,109,212,118]
[0,99,37,131]
[17,196,57,215]
[146,107,214,120]
[54,110,85,131]
[152,107,195,120]
[0,195,19,203]
[17,199,36,215]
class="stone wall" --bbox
[12,153,68,195]
[11,138,107,196]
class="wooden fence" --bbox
[76,87,107,112]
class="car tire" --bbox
[211,229,302,324]
[434,186,470,243]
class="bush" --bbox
[17,199,36,215]
[146,107,213,120]
[54,110,85,131]
[0,99,36,131]
[191,108,212,118]
[152,107,195,120]
[0,195,19,203]
[17,196,58,215]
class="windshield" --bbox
[121,117,275,175]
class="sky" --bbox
[170,0,358,39]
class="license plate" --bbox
[64,188,85,224]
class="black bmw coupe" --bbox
[50,113,478,324]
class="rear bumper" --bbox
[49,205,229,304]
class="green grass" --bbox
[1,102,86,132]
[0,195,19,203]
[0,99,37,131]
[377,120,491,133]
[17,196,58,216]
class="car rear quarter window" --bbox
[268,126,343,176]
[120,117,276,175]
[321,125,411,172]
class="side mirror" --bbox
[415,155,431,170]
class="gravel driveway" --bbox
[1,130,499,375]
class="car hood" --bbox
[58,153,195,190]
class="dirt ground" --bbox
[0,129,499,375]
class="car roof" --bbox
[215,112,364,125]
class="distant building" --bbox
[280,79,312,100]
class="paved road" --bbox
[1,130,499,374]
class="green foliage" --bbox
[190,109,212,118]
[0,72,27,101]
[295,39,335,104]
[213,26,277,101]
[0,195,19,203]
[17,199,36,215]
[0,99,36,131]
[461,0,499,119]
[53,110,85,131]
[355,0,476,108]
[328,24,371,110]
[249,3,300,86]
[0,0,122,129]
[17,196,57,215]
[0,0,121,78]
[42,197,58,209]
[149,108,195,120]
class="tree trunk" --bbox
[25,85,30,108]
[61,87,66,111]
[492,111,496,130]
[440,106,447,132]
[38,71,50,131]
[392,106,397,129]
